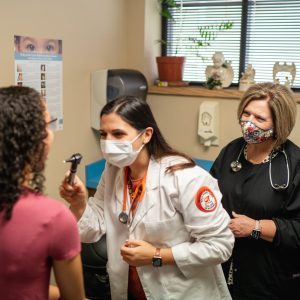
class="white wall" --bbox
[147,94,241,160]
[1,0,299,198]
[0,0,130,199]
[147,94,300,162]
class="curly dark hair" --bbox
[0,86,47,219]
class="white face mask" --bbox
[100,131,145,168]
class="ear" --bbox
[143,127,153,144]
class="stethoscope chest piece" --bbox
[231,160,242,172]
[118,212,129,224]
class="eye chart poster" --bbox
[14,35,63,131]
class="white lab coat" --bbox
[78,156,234,300]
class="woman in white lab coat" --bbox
[60,96,234,300]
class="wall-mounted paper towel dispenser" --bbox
[90,69,148,129]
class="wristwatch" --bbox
[251,220,261,239]
[152,248,162,267]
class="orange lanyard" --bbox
[122,167,147,217]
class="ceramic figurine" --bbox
[205,51,234,88]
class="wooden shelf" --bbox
[148,85,300,102]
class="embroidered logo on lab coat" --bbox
[195,186,217,212]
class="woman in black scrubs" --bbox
[210,82,300,300]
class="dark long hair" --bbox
[100,96,195,172]
[0,86,47,219]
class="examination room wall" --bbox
[1,0,300,201]
[130,1,300,163]
[147,94,300,161]
[0,0,130,200]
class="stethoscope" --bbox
[118,168,146,226]
[230,143,290,190]
[118,200,142,226]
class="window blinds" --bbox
[164,0,300,88]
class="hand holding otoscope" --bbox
[63,153,83,185]
[60,153,87,220]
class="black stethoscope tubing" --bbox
[230,143,290,190]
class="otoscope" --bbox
[63,153,83,185]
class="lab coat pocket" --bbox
[144,213,189,247]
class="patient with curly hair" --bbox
[0,86,85,300]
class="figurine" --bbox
[273,62,296,86]
[239,64,256,91]
[205,51,234,88]
[241,64,255,82]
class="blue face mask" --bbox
[240,120,274,144]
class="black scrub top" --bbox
[210,137,300,300]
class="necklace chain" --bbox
[127,175,143,201]
[243,144,278,164]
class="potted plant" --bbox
[156,56,186,83]
[189,21,234,62]
[156,1,234,84]
[156,0,185,83]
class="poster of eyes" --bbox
[14,35,63,131]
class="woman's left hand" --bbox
[120,240,156,267]
[228,211,255,238]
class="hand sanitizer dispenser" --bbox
[198,101,219,147]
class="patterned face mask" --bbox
[240,120,274,144]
